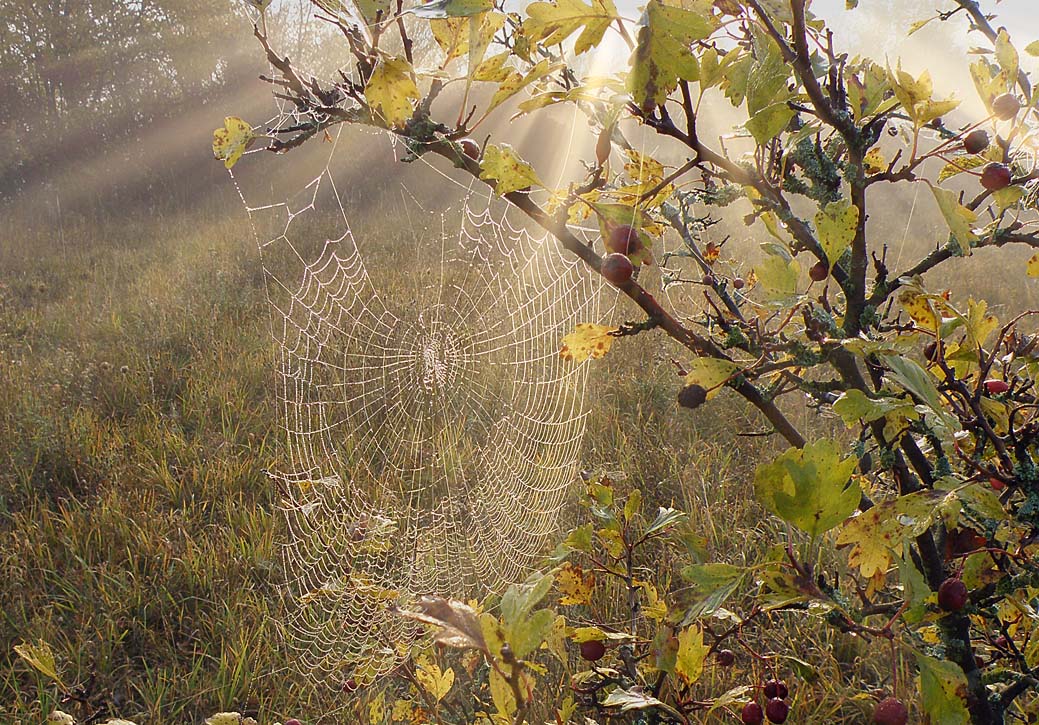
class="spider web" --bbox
[235,131,607,686]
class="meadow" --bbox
[1,144,1037,724]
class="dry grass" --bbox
[1,191,1018,723]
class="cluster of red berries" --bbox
[741,679,790,724]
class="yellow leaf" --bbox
[479,143,543,194]
[523,0,618,54]
[863,146,886,174]
[431,17,471,61]
[684,357,738,400]
[623,148,664,186]
[368,691,387,724]
[415,659,455,702]
[899,290,938,331]
[1027,253,1039,278]
[560,323,616,363]
[674,625,709,685]
[938,155,986,183]
[364,56,420,128]
[212,117,256,169]
[14,640,61,685]
[835,490,944,577]
[929,184,978,255]
[815,199,859,266]
[205,715,244,725]
[556,562,595,605]
[488,60,555,112]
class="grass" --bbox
[1,186,1026,723]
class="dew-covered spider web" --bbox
[235,130,608,686]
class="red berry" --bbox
[963,129,990,154]
[994,635,1009,649]
[976,160,1009,189]
[458,138,480,160]
[702,273,717,286]
[601,253,634,286]
[765,698,789,724]
[990,477,1007,491]
[873,697,908,725]
[809,261,829,282]
[938,577,969,612]
[981,162,1012,191]
[733,277,746,290]
[763,680,788,700]
[606,224,641,256]
[678,384,708,410]
[579,639,606,661]
[285,720,303,725]
[992,93,1022,121]
[741,701,764,725]
[716,649,736,667]
[984,379,1010,395]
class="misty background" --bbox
[4,0,1039,278]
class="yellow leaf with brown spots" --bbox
[1027,252,1039,278]
[212,117,255,169]
[479,144,543,194]
[835,490,945,577]
[559,323,616,363]
[364,56,420,128]
[556,562,595,605]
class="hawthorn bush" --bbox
[216,0,1039,722]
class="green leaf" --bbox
[753,254,800,302]
[479,143,543,194]
[678,562,746,620]
[644,506,687,537]
[364,56,420,128]
[564,523,594,552]
[523,0,618,54]
[815,199,858,265]
[895,546,930,624]
[508,607,555,658]
[410,0,493,18]
[674,625,709,685]
[832,389,918,426]
[746,30,792,117]
[500,572,553,626]
[746,102,794,145]
[754,440,860,538]
[917,654,970,725]
[628,0,715,109]
[312,0,390,26]
[928,183,978,255]
[602,687,665,712]
[707,685,755,715]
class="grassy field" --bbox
[1,183,1028,724]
